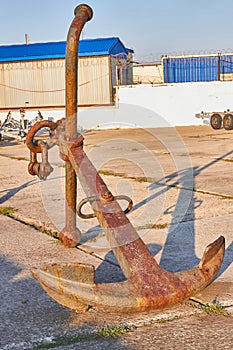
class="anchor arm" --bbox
[32,236,224,311]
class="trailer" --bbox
[0,110,53,142]
[195,109,233,130]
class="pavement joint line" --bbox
[32,305,233,350]
[3,209,233,271]
[2,209,232,249]
[5,212,58,238]
[1,153,232,198]
[150,181,233,200]
[18,308,205,350]
[0,153,29,161]
[98,171,233,199]
[78,247,120,267]
[1,211,120,266]
[3,208,211,267]
[190,297,233,310]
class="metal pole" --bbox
[60,4,93,247]
[218,53,221,81]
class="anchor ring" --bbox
[77,195,133,219]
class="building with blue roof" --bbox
[0,37,134,110]
[0,37,133,62]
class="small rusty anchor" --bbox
[26,4,225,312]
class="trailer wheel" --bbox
[223,114,233,130]
[210,113,222,129]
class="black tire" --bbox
[210,113,222,129]
[223,114,233,130]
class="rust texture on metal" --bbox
[77,194,133,219]
[26,120,58,179]
[32,236,225,311]
[26,4,225,312]
[28,151,40,176]
[62,4,93,247]
[37,141,54,180]
[26,120,58,153]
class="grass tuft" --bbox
[99,170,155,183]
[137,223,168,230]
[9,156,29,161]
[221,158,233,163]
[189,297,231,315]
[156,315,180,323]
[35,325,136,349]
[97,325,136,338]
[0,206,16,216]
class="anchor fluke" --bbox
[32,263,95,312]
[199,235,225,268]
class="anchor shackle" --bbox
[26,120,58,153]
[26,120,58,180]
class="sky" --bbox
[1,0,233,62]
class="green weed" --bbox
[0,206,16,216]
[35,325,136,349]
[136,223,168,230]
[156,315,180,323]
[9,156,29,161]
[99,170,155,183]
[189,297,230,315]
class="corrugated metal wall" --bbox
[163,54,233,83]
[0,60,65,108]
[79,56,111,105]
[221,55,233,77]
[0,56,112,109]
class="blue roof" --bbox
[0,37,133,63]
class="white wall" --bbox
[77,81,233,129]
[116,81,233,128]
[2,81,233,130]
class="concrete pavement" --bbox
[0,125,232,349]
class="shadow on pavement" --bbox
[96,150,233,279]
[0,255,134,350]
[0,179,37,204]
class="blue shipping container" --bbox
[163,54,233,83]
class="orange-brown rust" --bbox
[26,120,58,153]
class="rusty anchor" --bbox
[26,4,225,312]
